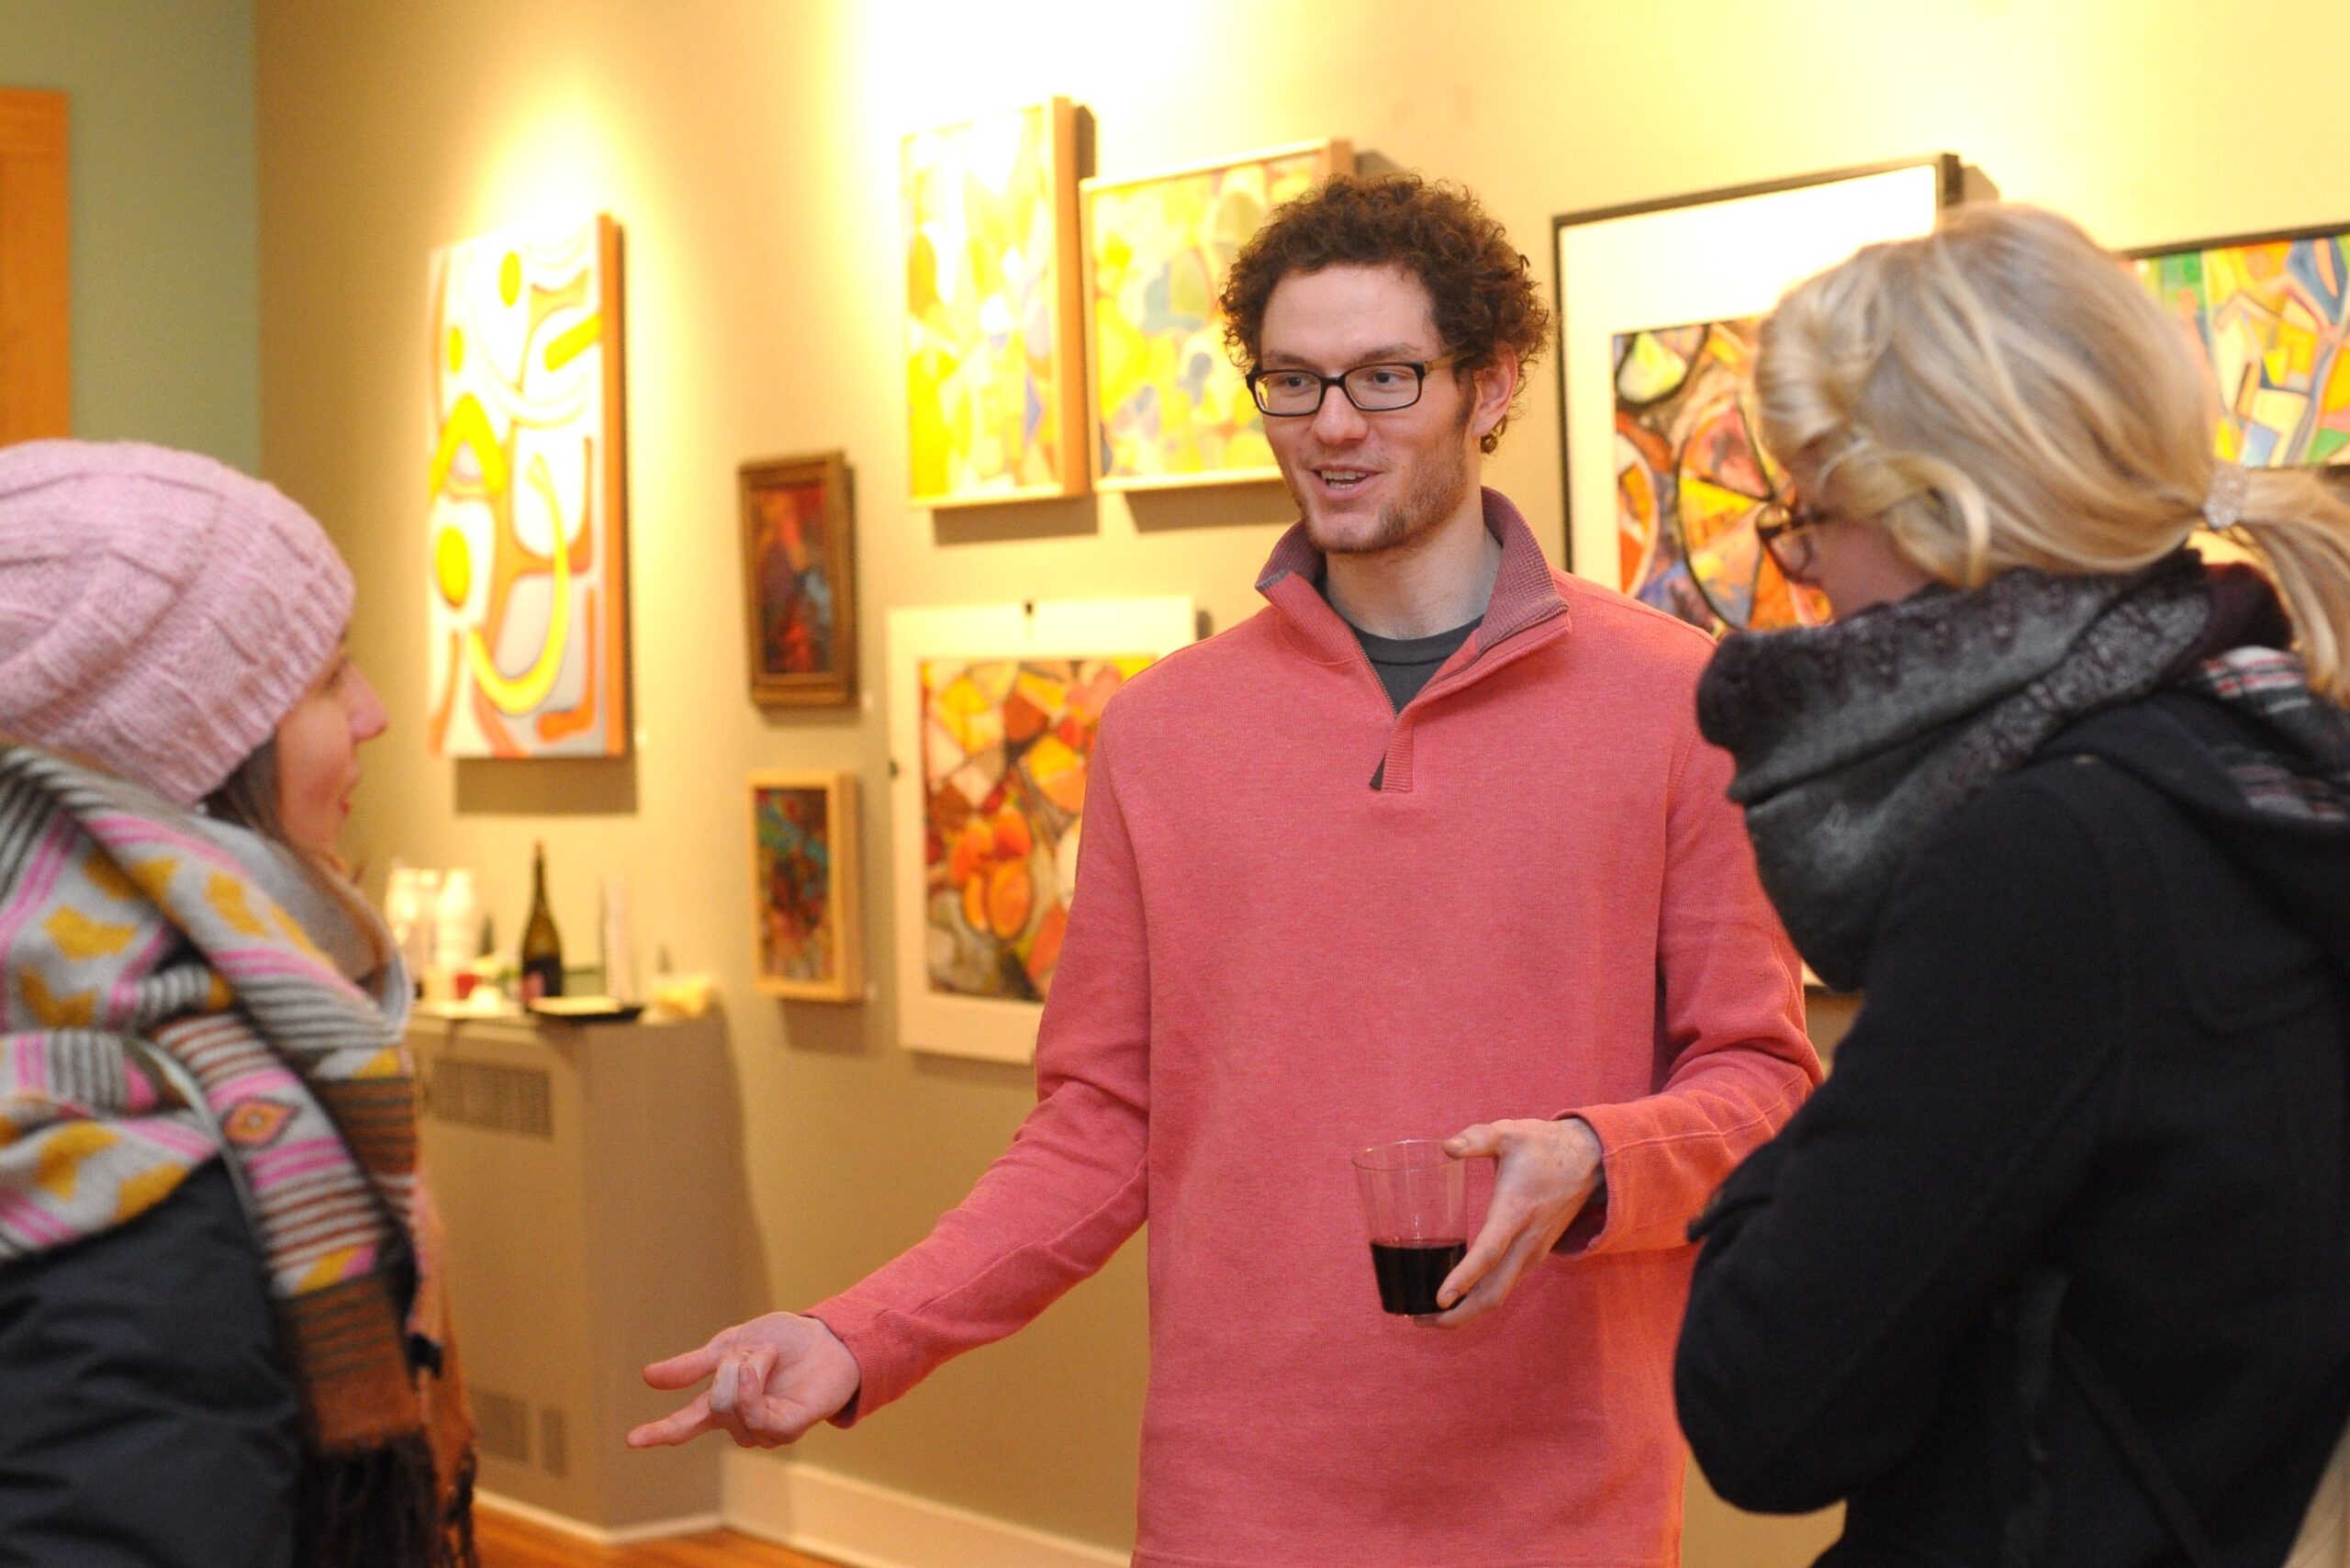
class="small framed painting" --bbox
[748,771,862,1002]
[739,450,857,708]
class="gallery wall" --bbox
[0,0,258,467]
[253,0,2350,1558]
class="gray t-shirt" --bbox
[1346,616,1483,712]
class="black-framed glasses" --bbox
[1246,356,1459,417]
[1751,499,1828,586]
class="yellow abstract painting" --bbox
[1084,140,1350,489]
[902,100,1086,507]
[2132,228,2350,468]
[426,215,629,757]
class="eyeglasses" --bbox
[1751,499,1829,586]
[1246,356,1459,417]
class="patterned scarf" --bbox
[1695,553,2214,991]
[0,744,474,1567]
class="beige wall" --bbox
[254,0,2350,1558]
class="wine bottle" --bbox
[520,840,565,1002]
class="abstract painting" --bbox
[1613,316,1829,633]
[1083,139,1351,489]
[2131,226,2350,469]
[888,599,1194,1060]
[1555,158,1961,588]
[902,99,1087,507]
[427,214,629,757]
[739,450,856,708]
[748,772,861,1002]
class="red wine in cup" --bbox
[1370,1238,1467,1315]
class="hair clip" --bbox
[2202,461,2250,530]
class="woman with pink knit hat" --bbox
[0,440,475,1567]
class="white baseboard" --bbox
[475,1488,722,1546]
[722,1451,1127,1568]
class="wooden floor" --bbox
[475,1503,845,1568]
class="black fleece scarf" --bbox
[1695,553,2212,991]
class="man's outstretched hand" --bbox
[627,1312,862,1450]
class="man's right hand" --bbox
[626,1312,862,1450]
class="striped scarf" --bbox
[0,744,473,1566]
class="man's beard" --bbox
[1310,409,1475,557]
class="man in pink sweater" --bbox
[632,174,1818,1566]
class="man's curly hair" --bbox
[1219,173,1550,454]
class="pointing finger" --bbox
[642,1338,725,1391]
[625,1393,717,1449]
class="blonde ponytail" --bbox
[2225,467,2350,700]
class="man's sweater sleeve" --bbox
[1562,726,1822,1256]
[806,715,1152,1420]
[1673,780,2121,1512]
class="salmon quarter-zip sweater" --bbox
[811,489,1820,1567]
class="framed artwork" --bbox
[427,213,630,756]
[2128,224,2350,469]
[887,598,1194,1061]
[1082,138,1352,490]
[1555,158,1962,633]
[748,771,862,1002]
[902,98,1088,508]
[738,450,857,708]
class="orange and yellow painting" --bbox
[426,215,628,757]
[902,100,1085,507]
[916,655,1147,1002]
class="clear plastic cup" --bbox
[1351,1138,1468,1316]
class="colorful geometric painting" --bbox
[2132,229,2350,468]
[748,773,861,1002]
[902,99,1086,506]
[739,451,856,708]
[917,656,1149,1003]
[1614,317,1830,634]
[887,598,1192,1060]
[1084,140,1350,488]
[426,215,628,757]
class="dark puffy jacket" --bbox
[1677,690,2350,1567]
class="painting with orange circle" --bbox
[1613,316,1830,634]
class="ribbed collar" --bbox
[1254,487,1568,664]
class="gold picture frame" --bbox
[738,449,857,708]
[748,770,863,1002]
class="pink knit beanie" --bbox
[0,440,354,806]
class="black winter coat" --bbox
[1676,691,2350,1567]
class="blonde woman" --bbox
[1675,205,2350,1566]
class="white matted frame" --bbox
[1552,157,1963,585]
[888,598,1194,1061]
